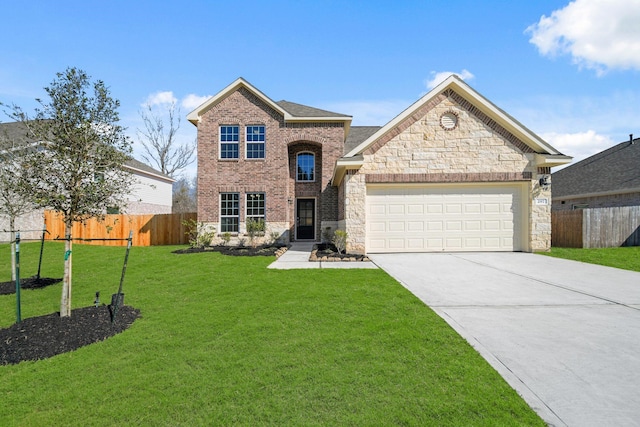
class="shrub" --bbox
[333,230,348,255]
[182,219,215,249]
[269,231,281,246]
[220,232,231,246]
[246,218,266,248]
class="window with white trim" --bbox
[246,125,265,159]
[296,152,315,182]
[220,193,239,232]
[246,192,265,221]
[219,125,239,159]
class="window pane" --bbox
[297,153,315,181]
[246,193,265,219]
[220,193,239,232]
[246,125,265,158]
[220,126,239,158]
[246,143,265,159]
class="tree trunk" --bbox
[60,221,73,317]
[10,217,16,282]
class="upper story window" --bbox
[246,125,265,159]
[220,125,239,159]
[297,152,315,182]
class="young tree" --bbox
[137,101,195,178]
[5,67,134,317]
[0,126,37,281]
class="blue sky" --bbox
[2,0,639,177]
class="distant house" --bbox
[0,121,174,240]
[188,76,570,253]
[552,135,640,210]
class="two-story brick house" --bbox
[187,78,351,243]
[188,76,571,253]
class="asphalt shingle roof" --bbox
[275,100,351,119]
[552,136,640,198]
[344,126,381,154]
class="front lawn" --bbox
[541,246,640,272]
[0,242,543,426]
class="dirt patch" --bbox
[310,243,370,262]
[0,277,63,295]
[173,244,288,257]
[0,305,140,365]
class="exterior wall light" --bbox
[539,175,551,187]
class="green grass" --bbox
[0,242,543,426]
[540,246,640,272]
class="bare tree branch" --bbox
[137,102,195,178]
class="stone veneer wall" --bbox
[343,92,551,254]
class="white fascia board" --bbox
[123,164,176,183]
[535,154,573,168]
[331,155,364,186]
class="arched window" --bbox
[297,152,315,182]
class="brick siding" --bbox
[196,87,343,241]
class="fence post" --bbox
[36,223,47,280]
[15,232,21,323]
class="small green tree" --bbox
[333,230,348,255]
[4,67,134,317]
[246,218,265,248]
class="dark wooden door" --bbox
[296,199,315,240]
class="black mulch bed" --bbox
[0,277,63,295]
[312,243,370,261]
[173,244,287,256]
[0,305,140,365]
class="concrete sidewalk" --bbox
[267,242,378,269]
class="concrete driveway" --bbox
[369,252,640,427]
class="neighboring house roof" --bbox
[332,75,572,185]
[187,77,352,137]
[552,136,640,200]
[0,121,173,183]
[124,158,175,183]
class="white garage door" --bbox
[366,184,523,253]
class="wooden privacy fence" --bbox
[44,211,197,246]
[552,206,640,248]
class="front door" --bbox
[296,199,315,240]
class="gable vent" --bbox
[439,111,458,130]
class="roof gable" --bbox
[187,78,352,134]
[343,75,567,160]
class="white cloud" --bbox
[542,130,614,168]
[424,69,474,91]
[526,0,640,73]
[181,94,211,111]
[143,91,177,107]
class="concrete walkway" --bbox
[267,242,378,269]
[370,252,640,427]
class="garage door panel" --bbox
[367,185,522,253]
[407,221,424,232]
